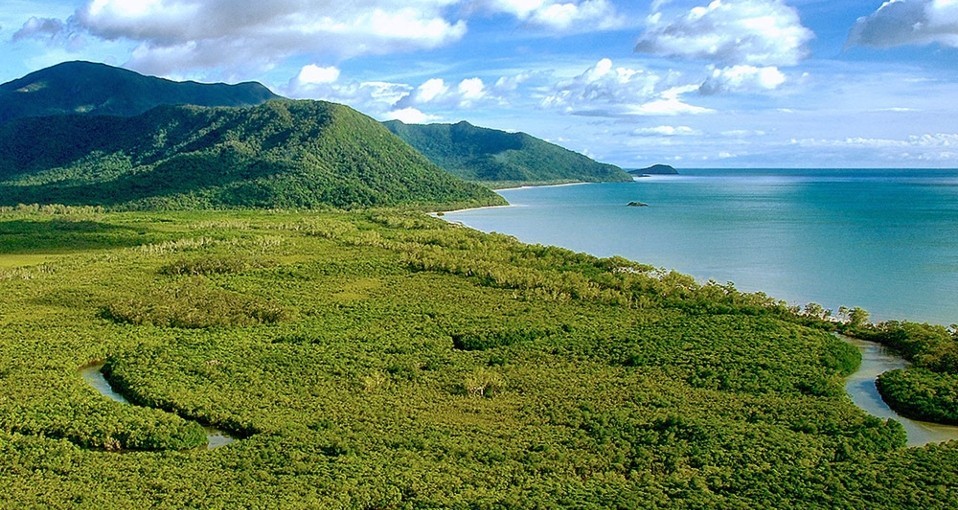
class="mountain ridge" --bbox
[383,119,633,186]
[0,61,279,123]
[0,100,504,210]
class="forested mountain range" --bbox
[0,61,628,209]
[384,119,633,186]
[0,100,503,210]
[0,61,278,123]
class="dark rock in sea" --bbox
[627,201,649,207]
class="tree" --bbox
[848,307,870,328]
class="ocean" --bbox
[443,169,958,326]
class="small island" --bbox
[627,201,649,207]
[627,164,679,177]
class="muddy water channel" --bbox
[80,362,235,449]
[842,336,958,447]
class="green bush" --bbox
[101,278,293,328]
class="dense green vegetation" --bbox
[0,100,504,210]
[849,321,958,424]
[0,61,278,124]
[0,206,955,508]
[383,119,633,186]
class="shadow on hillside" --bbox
[0,219,152,254]
[0,149,296,209]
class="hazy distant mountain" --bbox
[383,120,633,186]
[0,100,504,210]
[0,61,279,124]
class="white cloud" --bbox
[794,133,958,150]
[633,125,700,136]
[788,132,958,162]
[286,68,497,122]
[61,0,468,75]
[625,85,715,116]
[635,0,813,66]
[721,129,766,137]
[699,64,786,95]
[541,58,659,112]
[477,0,625,31]
[294,64,341,86]
[848,0,958,48]
[457,77,486,103]
[384,75,493,111]
[414,78,450,103]
[286,76,414,116]
[541,59,714,117]
[383,107,440,124]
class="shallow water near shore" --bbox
[445,168,958,325]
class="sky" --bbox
[2,0,958,168]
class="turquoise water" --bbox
[444,169,958,325]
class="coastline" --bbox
[438,170,958,326]
[492,181,592,192]
[433,180,595,217]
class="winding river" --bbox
[80,363,235,449]
[81,339,956,449]
[842,336,958,447]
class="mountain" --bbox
[0,61,279,124]
[383,120,633,186]
[0,100,505,210]
[628,164,679,176]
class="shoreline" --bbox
[492,181,592,192]
[436,180,598,217]
[434,171,958,326]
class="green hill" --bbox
[0,61,279,124]
[0,100,505,210]
[383,120,632,186]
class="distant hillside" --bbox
[383,120,632,186]
[0,100,504,210]
[628,164,678,176]
[0,61,279,124]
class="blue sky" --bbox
[2,0,957,168]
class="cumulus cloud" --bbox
[699,64,786,94]
[414,78,450,103]
[541,58,659,110]
[388,76,492,109]
[541,58,712,116]
[635,0,813,66]
[59,0,468,75]
[457,77,486,104]
[848,0,958,48]
[286,66,498,123]
[293,64,341,87]
[22,0,630,76]
[475,0,625,30]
